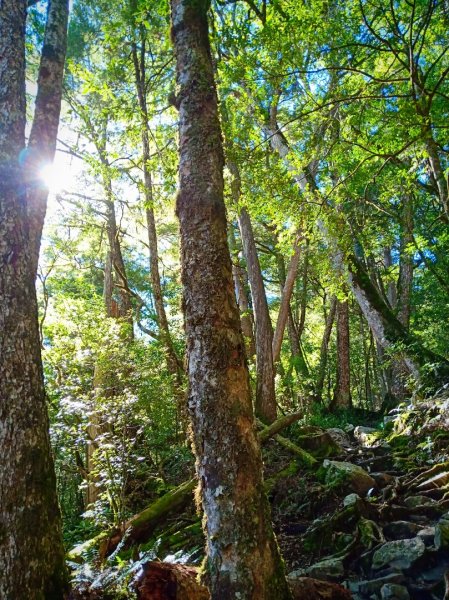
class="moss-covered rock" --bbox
[323,460,376,495]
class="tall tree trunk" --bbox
[27,0,70,278]
[276,252,309,379]
[296,242,309,340]
[315,296,337,401]
[170,1,291,598]
[272,239,302,365]
[383,247,397,309]
[229,223,256,358]
[86,252,113,507]
[389,194,415,401]
[397,194,414,329]
[332,300,351,409]
[238,207,277,423]
[0,1,68,597]
[224,116,276,420]
[102,171,134,327]
[226,149,276,420]
[131,35,182,380]
[146,208,184,376]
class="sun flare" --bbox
[40,162,73,194]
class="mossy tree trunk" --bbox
[0,0,69,597]
[170,0,291,597]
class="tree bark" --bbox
[228,223,256,358]
[332,300,351,409]
[226,151,276,420]
[27,0,69,277]
[276,252,309,380]
[272,239,302,365]
[397,194,414,329]
[315,296,337,401]
[238,207,277,423]
[170,1,291,597]
[131,35,182,379]
[0,1,68,597]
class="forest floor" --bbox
[70,387,449,600]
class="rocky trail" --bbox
[70,389,449,599]
[278,391,449,600]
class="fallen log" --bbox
[274,434,318,467]
[74,411,314,560]
[258,412,302,442]
[99,478,196,558]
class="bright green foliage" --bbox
[29,0,449,574]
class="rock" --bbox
[417,526,435,546]
[296,427,342,456]
[287,576,352,600]
[323,460,376,495]
[133,562,210,600]
[298,557,346,581]
[343,493,361,507]
[327,428,352,448]
[372,537,426,571]
[403,495,436,508]
[380,583,410,599]
[354,426,380,447]
[349,574,406,596]
[383,521,420,540]
[345,423,354,433]
[434,512,449,549]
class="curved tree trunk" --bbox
[0,0,69,597]
[238,207,277,423]
[272,239,302,365]
[170,1,291,597]
[226,149,276,421]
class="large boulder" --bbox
[383,521,420,541]
[323,460,376,495]
[327,428,352,449]
[372,537,425,571]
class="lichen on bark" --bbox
[170,0,292,597]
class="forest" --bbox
[1,0,449,598]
